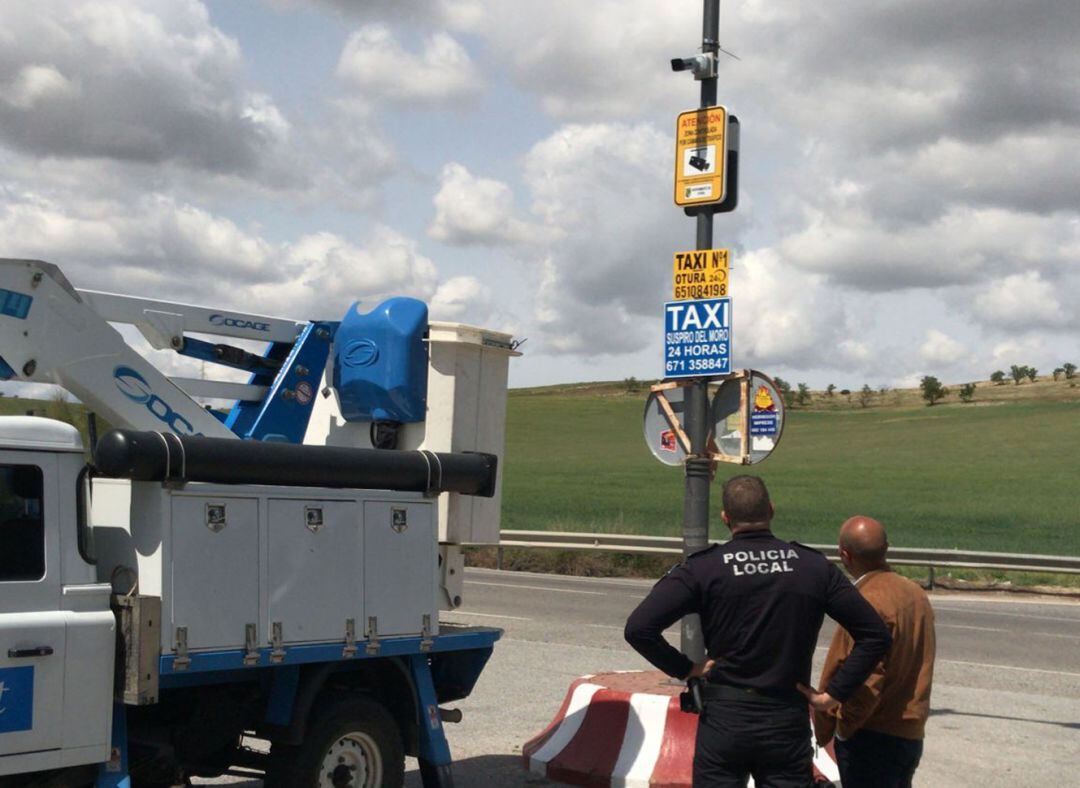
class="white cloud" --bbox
[0,1,300,184]
[0,64,79,109]
[254,227,439,318]
[0,189,274,295]
[988,337,1058,375]
[429,163,536,245]
[447,2,1078,303]
[518,122,689,354]
[336,24,482,107]
[896,133,1080,216]
[777,204,1079,291]
[430,275,492,322]
[459,1,695,119]
[972,272,1073,331]
[309,104,398,206]
[720,249,858,370]
[919,329,967,366]
[0,185,448,324]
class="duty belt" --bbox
[702,683,805,707]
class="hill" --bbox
[502,376,1080,556]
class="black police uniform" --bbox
[625,530,891,788]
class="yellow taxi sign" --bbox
[672,248,729,301]
[674,106,727,206]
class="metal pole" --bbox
[680,0,721,663]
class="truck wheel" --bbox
[267,694,405,788]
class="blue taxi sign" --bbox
[663,298,731,379]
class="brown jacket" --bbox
[815,569,935,743]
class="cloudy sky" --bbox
[0,0,1076,391]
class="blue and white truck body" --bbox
[0,259,519,787]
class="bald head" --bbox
[839,516,889,573]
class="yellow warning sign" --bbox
[674,106,728,206]
[672,248,729,301]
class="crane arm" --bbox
[0,259,237,438]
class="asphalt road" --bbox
[410,568,1080,787]
[200,567,1080,786]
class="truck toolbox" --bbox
[95,483,439,656]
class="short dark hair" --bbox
[722,475,772,526]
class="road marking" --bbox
[466,580,610,596]
[931,594,1080,608]
[941,621,1080,643]
[938,624,1008,633]
[468,567,654,588]
[586,623,680,637]
[443,610,532,622]
[470,570,1080,608]
[938,659,1080,679]
[933,606,1080,624]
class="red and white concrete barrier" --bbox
[523,671,840,787]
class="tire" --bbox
[266,693,405,788]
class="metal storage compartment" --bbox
[170,495,260,651]
[94,482,438,657]
[267,498,363,644]
[362,500,437,638]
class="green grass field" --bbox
[501,389,1080,556]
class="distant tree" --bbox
[1010,364,1026,385]
[959,382,977,402]
[878,385,890,395]
[796,383,811,406]
[623,376,640,393]
[990,370,1006,385]
[858,384,873,408]
[1053,367,1064,381]
[920,375,948,406]
[1064,363,1077,380]
[840,388,851,404]
[773,377,795,408]
[1026,367,1037,382]
[826,383,836,398]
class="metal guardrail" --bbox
[499,530,1080,575]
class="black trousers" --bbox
[835,728,923,788]
[693,691,813,788]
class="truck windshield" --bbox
[0,464,45,582]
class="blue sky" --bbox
[0,0,1076,392]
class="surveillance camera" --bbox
[670,53,717,80]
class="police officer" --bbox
[624,475,891,787]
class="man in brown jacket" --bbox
[810,516,935,787]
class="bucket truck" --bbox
[0,258,519,788]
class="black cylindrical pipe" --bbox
[94,429,497,497]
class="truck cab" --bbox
[0,418,115,778]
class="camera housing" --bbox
[670,54,716,79]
